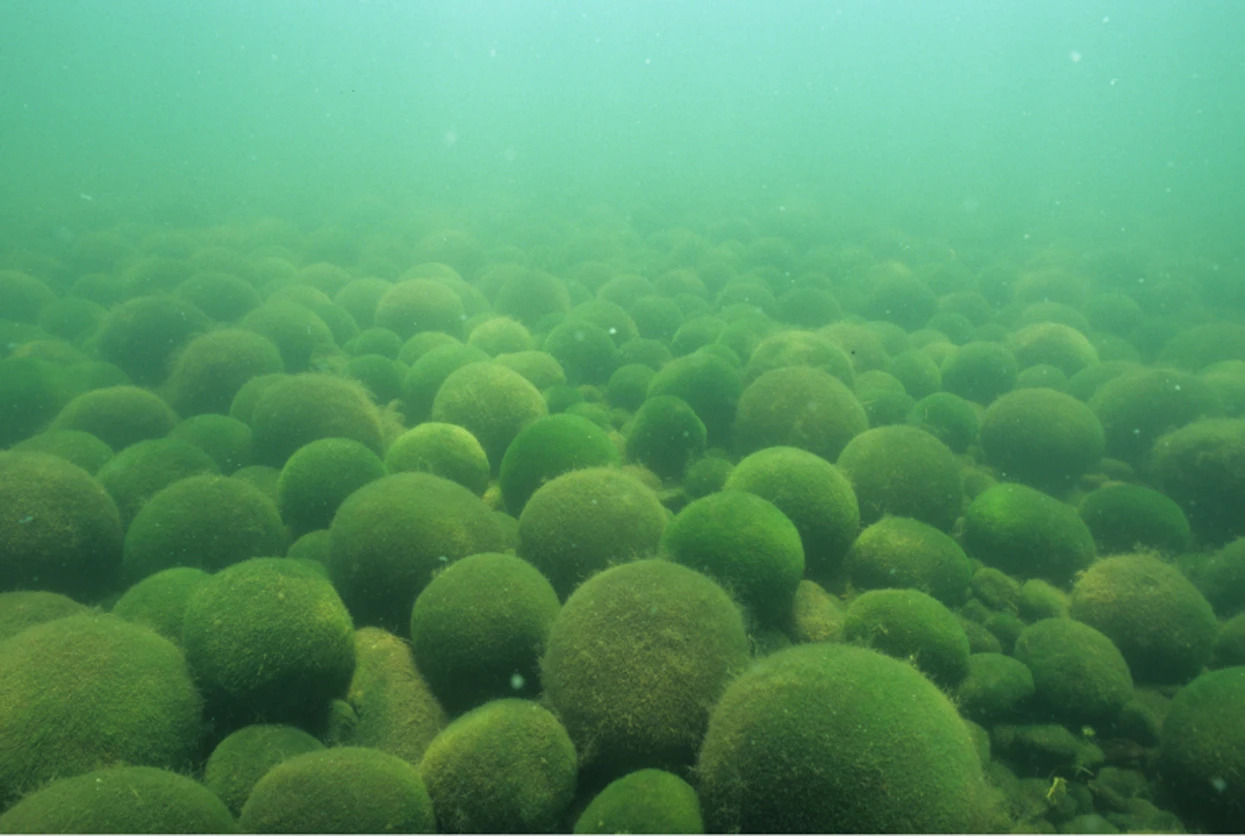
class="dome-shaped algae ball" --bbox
[574,768,703,834]
[249,373,384,467]
[940,341,1019,404]
[95,294,210,386]
[277,437,386,536]
[165,328,285,417]
[955,652,1036,723]
[50,384,179,451]
[1151,418,1245,546]
[111,566,210,645]
[1012,617,1133,724]
[203,724,325,816]
[624,394,707,480]
[385,421,490,495]
[0,590,89,642]
[1090,368,1222,466]
[843,587,971,686]
[963,482,1096,585]
[498,412,620,513]
[430,361,548,469]
[1078,482,1192,555]
[1159,667,1245,832]
[980,387,1105,489]
[647,351,742,447]
[374,278,466,340]
[837,424,963,532]
[734,365,867,462]
[845,515,972,605]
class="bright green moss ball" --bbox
[50,384,179,451]
[493,349,568,390]
[697,642,994,833]
[203,724,325,816]
[385,422,490,495]
[962,482,1096,585]
[468,316,533,355]
[374,278,466,341]
[1078,482,1192,555]
[624,394,707,480]
[574,768,703,834]
[0,590,89,642]
[606,362,656,411]
[498,413,620,513]
[183,557,355,727]
[169,413,253,474]
[955,652,1036,723]
[111,566,210,645]
[837,425,963,533]
[647,352,742,447]
[400,342,489,423]
[249,373,384,467]
[96,437,219,526]
[0,614,203,805]
[735,365,868,462]
[430,361,548,470]
[240,300,336,373]
[845,515,972,605]
[10,428,113,474]
[1151,418,1245,545]
[418,699,578,833]
[277,437,386,536]
[741,329,855,387]
[1159,667,1245,832]
[543,318,620,385]
[165,328,285,417]
[240,746,435,834]
[0,766,238,834]
[843,588,971,686]
[1012,617,1133,724]
[980,387,1105,489]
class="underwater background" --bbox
[1,0,1244,832]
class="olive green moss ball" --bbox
[418,699,577,833]
[240,746,435,834]
[574,768,702,834]
[1092,367,1224,466]
[1070,553,1217,684]
[0,590,89,642]
[1198,538,1245,617]
[697,642,994,833]
[623,394,707,480]
[240,300,336,373]
[1012,618,1133,724]
[329,472,505,631]
[956,652,1036,724]
[10,428,113,474]
[385,422,490,495]
[169,413,252,474]
[183,557,355,727]
[494,349,569,390]
[0,766,238,834]
[1151,418,1245,545]
[494,268,572,327]
[517,467,667,599]
[735,365,868,461]
[50,384,179,451]
[111,566,210,645]
[468,316,533,355]
[430,361,549,470]
[0,356,70,448]
[662,490,804,626]
[276,437,386,536]
[845,515,972,605]
[647,352,742,447]
[940,341,1019,404]
[0,451,123,599]
[122,474,287,582]
[724,446,860,584]
[606,362,656,411]
[411,553,560,712]
[837,425,963,533]
[1158,667,1245,832]
[96,294,211,386]
[843,588,971,686]
[498,413,621,513]
[963,482,1096,585]
[980,387,1105,489]
[176,270,260,322]
[1008,321,1099,377]
[250,373,384,467]
[165,328,285,417]
[741,329,855,387]
[96,437,219,526]
[908,391,980,454]
[542,559,749,779]
[1078,482,1192,555]
[0,614,203,804]
[204,724,325,816]
[0,269,54,323]
[374,278,466,341]
[400,342,489,423]
[543,318,620,385]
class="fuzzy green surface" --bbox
[0,357,71,449]
[411,553,560,712]
[418,699,577,833]
[741,329,855,387]
[963,482,1096,585]
[542,559,749,779]
[908,391,979,454]
[385,422,490,495]
[844,588,971,686]
[0,614,203,805]
[697,642,994,833]
[49,385,179,451]
[956,652,1036,723]
[623,394,707,480]
[96,295,210,386]
[175,270,260,322]
[169,413,253,474]
[468,316,533,355]
[11,428,113,474]
[165,328,285,417]
[204,724,325,816]
[430,361,548,470]
[1151,418,1245,545]
[845,515,971,605]
[494,349,568,390]
[112,566,210,645]
[239,300,335,373]
[122,474,288,582]
[647,351,742,447]
[940,341,1019,404]
[0,451,123,599]
[517,467,667,599]
[374,278,466,341]
[0,590,89,642]
[980,387,1104,489]
[1012,617,1133,724]
[96,437,220,527]
[607,362,656,411]
[277,437,386,536]
[1078,482,1192,556]
[1070,553,1217,684]
[345,326,402,358]
[240,746,435,834]
[183,557,355,727]
[1159,667,1245,832]
[542,318,621,385]
[329,472,505,631]
[399,342,488,423]
[837,424,963,533]
[1199,538,1245,617]
[574,768,702,834]
[1089,367,1223,466]
[0,766,237,834]
[662,490,804,626]
[249,373,384,467]
[1007,321,1098,377]
[735,365,866,462]
[498,413,620,513]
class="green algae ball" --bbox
[498,412,620,513]
[956,651,1035,723]
[240,300,336,373]
[430,360,548,469]
[10,428,113,475]
[1151,417,1245,545]
[0,765,237,834]
[385,421,490,495]
[908,391,980,454]
[96,294,211,386]
[0,614,203,804]
[240,746,435,834]
[1008,321,1099,377]
[165,327,285,417]
[1077,482,1191,555]
[963,482,1096,585]
[468,315,533,355]
[374,278,466,341]
[980,387,1105,489]
[624,394,707,480]
[542,559,749,779]
[411,553,560,712]
[697,642,994,833]
[662,490,804,626]
[734,365,867,461]
[203,724,325,816]
[250,373,384,467]
[845,515,972,605]
[0,590,88,642]
[418,699,577,833]
[400,342,489,423]
[940,340,1019,404]
[647,351,742,447]
[574,768,703,834]
[277,437,386,536]
[543,318,620,385]
[183,557,355,727]
[837,424,963,532]
[1090,367,1222,466]
[843,587,971,686]
[50,384,179,452]
[169,413,253,474]
[1013,617,1133,724]
[111,566,210,645]
[96,437,220,527]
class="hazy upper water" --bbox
[3,0,1243,251]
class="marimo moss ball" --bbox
[0,766,238,834]
[183,557,356,727]
[647,351,742,447]
[1159,667,1245,832]
[734,365,867,462]
[498,413,621,513]
[542,560,749,780]
[385,422,490,495]
[95,294,210,386]
[96,437,219,527]
[837,425,963,533]
[374,278,466,340]
[845,515,972,606]
[430,361,549,469]
[204,724,325,817]
[0,451,123,599]
[1078,482,1192,555]
[240,747,435,834]
[165,328,285,417]
[1090,367,1222,466]
[329,472,506,631]
[1151,418,1245,546]
[624,394,708,480]
[411,553,560,712]
[111,566,210,645]
[0,590,89,642]
[0,614,203,805]
[517,467,667,599]
[543,318,620,385]
[909,391,980,454]
[980,387,1105,489]
[418,699,577,833]
[10,428,114,475]
[955,652,1036,723]
[697,643,993,833]
[239,301,335,373]
[1070,553,1217,684]
[574,768,703,835]
[940,341,1019,404]
[1199,538,1245,617]
[250,373,384,467]
[843,588,971,687]
[277,437,386,536]
[662,490,805,626]
[1012,617,1133,724]
[1008,321,1099,377]
[50,384,179,451]
[963,482,1096,585]
[169,413,254,474]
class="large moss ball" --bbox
[1012,617,1133,724]
[95,437,219,527]
[734,365,867,462]
[837,425,963,532]
[203,724,325,816]
[1090,367,1222,466]
[183,557,355,727]
[95,294,210,386]
[165,328,285,417]
[542,559,749,779]
[1008,321,1099,377]
[498,413,621,513]
[430,361,548,469]
[418,699,578,833]
[955,652,1036,724]
[963,482,1096,585]
[249,373,384,467]
[384,422,490,495]
[276,437,386,536]
[0,590,89,642]
[623,394,708,480]
[940,341,1019,404]
[845,515,972,605]
[843,588,971,686]
[574,768,703,834]
[0,451,123,599]
[240,746,435,834]
[697,642,993,833]
[49,384,179,451]
[1078,482,1192,555]
[0,614,203,804]
[647,352,742,447]
[980,387,1105,489]
[374,278,466,341]
[111,566,210,645]
[1070,553,1217,684]
[1151,418,1245,545]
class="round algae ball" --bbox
[662,490,805,626]
[50,384,179,453]
[1159,667,1245,832]
[0,766,238,834]
[542,559,749,779]
[374,278,466,340]
[1070,553,1217,684]
[277,437,386,536]
[0,614,203,804]
[385,422,490,495]
[430,360,548,469]
[411,553,560,712]
[165,327,285,417]
[111,566,210,645]
[843,588,971,686]
[697,643,993,833]
[183,557,356,727]
[624,394,707,480]
[963,482,1096,585]
[1090,367,1222,466]
[204,724,325,816]
[940,341,1019,405]
[418,699,577,833]
[647,351,742,447]
[0,590,88,642]
[240,746,435,834]
[95,437,219,527]
[734,365,867,461]
[574,768,703,834]
[498,412,621,513]
[955,652,1036,723]
[1078,482,1191,556]
[250,373,384,467]
[1008,321,1099,377]
[837,424,963,532]
[1151,418,1245,545]
[845,515,972,605]
[1013,617,1133,724]
[980,387,1105,489]
[517,467,668,599]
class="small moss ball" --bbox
[250,373,384,467]
[418,699,577,833]
[837,425,963,532]
[498,413,621,513]
[169,413,253,474]
[1151,418,1245,545]
[203,724,325,816]
[697,642,993,833]
[494,349,568,390]
[963,482,1096,585]
[742,329,855,387]
[574,768,703,834]
[956,652,1036,723]
[96,294,210,386]
[845,515,972,605]
[1012,617,1133,724]
[909,391,980,454]
[980,387,1105,489]
[240,300,336,373]
[10,428,113,475]
[1008,321,1099,377]
[940,341,1019,404]
[647,352,742,447]
[95,437,219,526]
[468,316,532,355]
[400,342,489,423]
[277,437,386,536]
[1078,482,1192,555]
[843,588,971,686]
[623,394,707,481]
[735,365,868,462]
[374,278,466,341]
[165,328,285,417]
[240,746,435,834]
[0,590,89,642]
[543,318,620,385]
[430,361,548,469]
[385,422,490,495]
[111,566,210,645]
[1199,538,1245,617]
[606,362,655,411]
[1091,368,1223,466]
[0,356,70,448]
[176,270,260,322]
[50,384,179,451]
